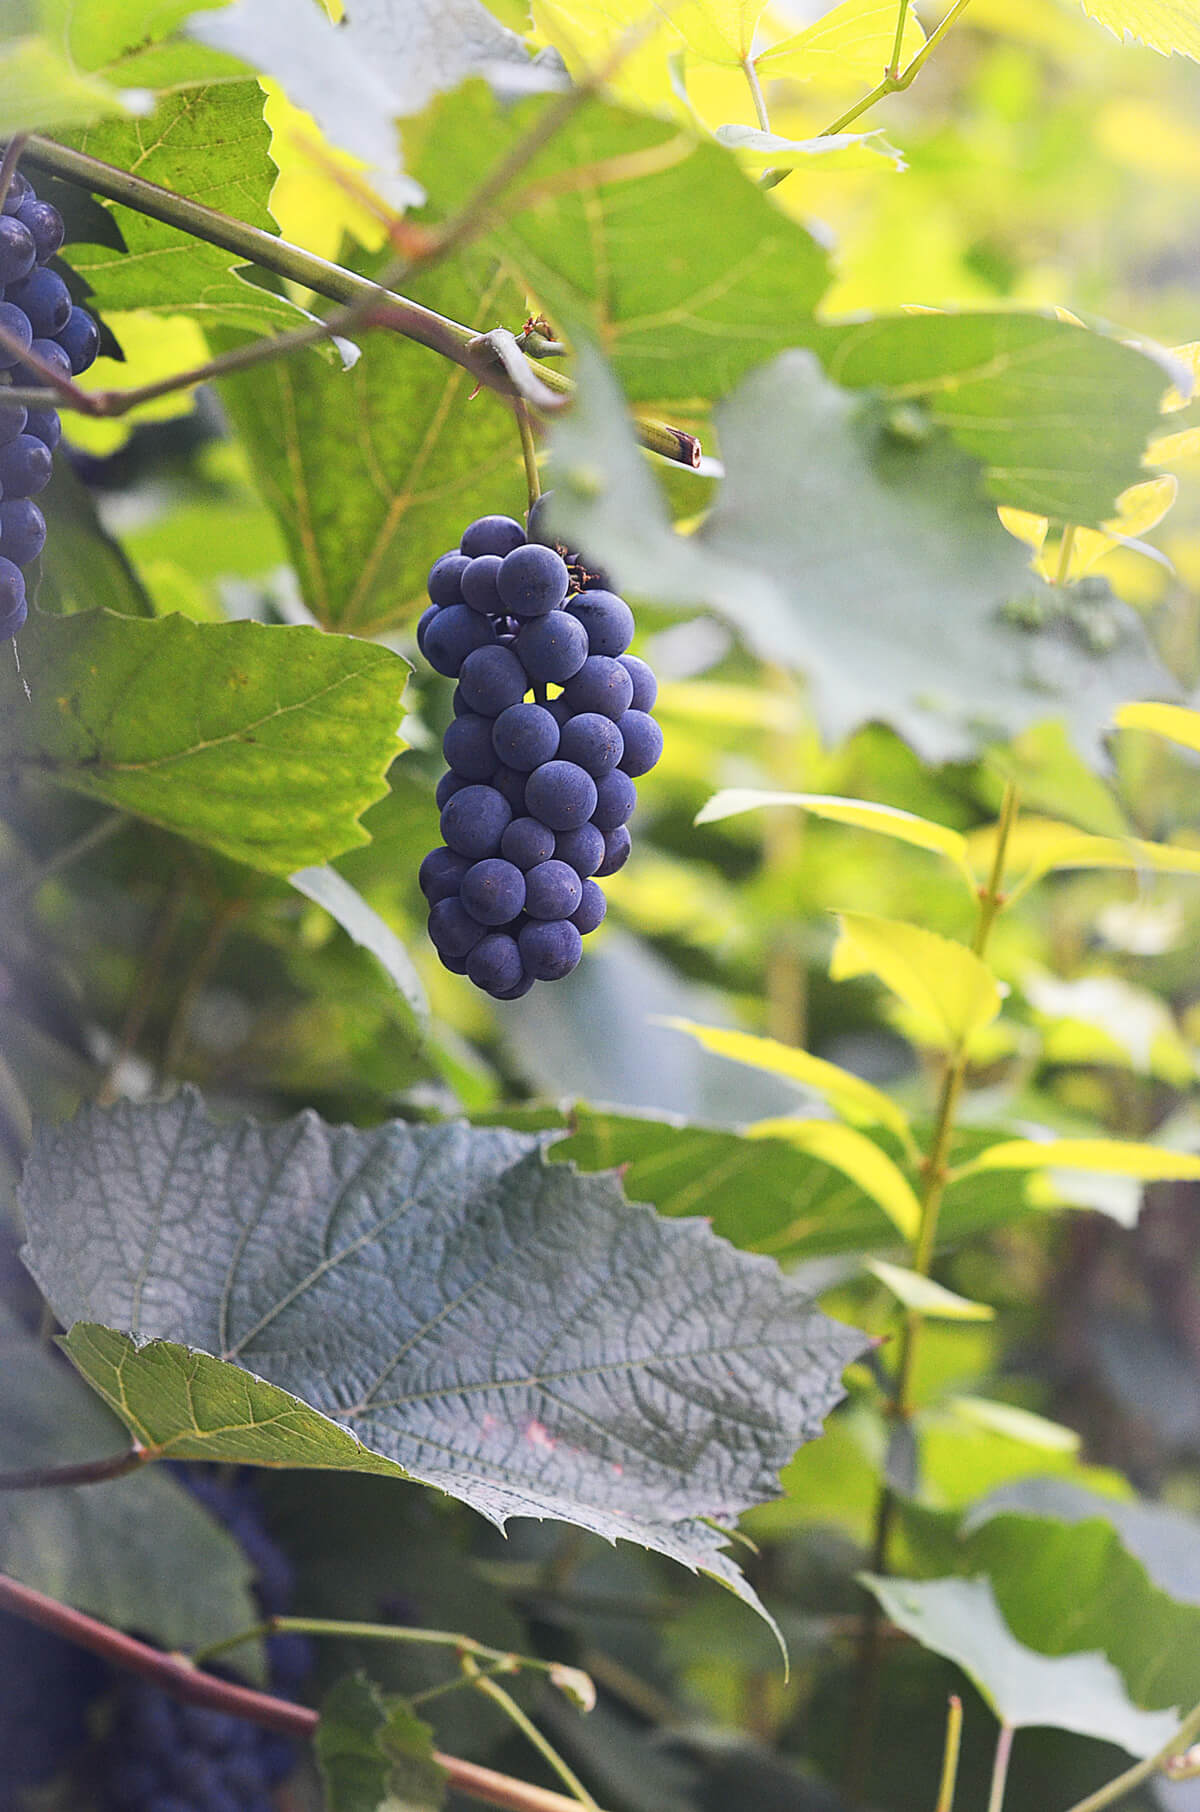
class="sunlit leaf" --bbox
[658,1017,913,1141]
[748,1119,922,1240]
[966,814,1200,899]
[830,913,1004,1051]
[956,1137,1200,1184]
[289,867,428,1022]
[861,1574,1180,1750]
[757,0,924,88]
[1076,0,1200,61]
[1114,699,1200,752]
[0,35,150,135]
[696,790,976,888]
[865,1260,995,1321]
[713,124,905,170]
[999,475,1178,581]
[946,1396,1081,1452]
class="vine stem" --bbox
[844,781,1019,1803]
[742,56,772,132]
[15,137,701,469]
[0,134,28,211]
[516,400,542,506]
[0,1573,612,1812]
[822,0,975,137]
[1058,1700,1200,1812]
[1054,524,1078,586]
[986,1723,1015,1812]
[888,0,913,75]
[934,1695,963,1812]
[463,1657,600,1809]
[194,1613,569,1687]
[0,1446,148,1491]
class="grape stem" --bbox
[0,1571,613,1812]
[0,1445,149,1490]
[0,134,28,212]
[13,135,702,469]
[516,399,542,505]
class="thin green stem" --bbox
[194,1614,549,1679]
[742,57,772,132]
[410,1660,518,1709]
[0,135,28,212]
[1059,1701,1200,1812]
[987,1723,1014,1812]
[889,0,913,74]
[821,0,974,136]
[935,1696,963,1812]
[464,1659,599,1809]
[516,400,542,507]
[1054,524,1078,587]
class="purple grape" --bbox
[514,610,588,685]
[616,709,663,777]
[24,408,60,449]
[562,655,634,721]
[461,857,526,926]
[525,489,568,552]
[558,712,624,778]
[22,337,72,386]
[618,653,657,712]
[0,401,27,444]
[460,552,504,614]
[427,549,470,605]
[518,918,583,981]
[56,305,99,375]
[501,816,556,870]
[466,931,524,995]
[1,171,30,215]
[443,712,499,781]
[5,267,71,337]
[0,556,26,639]
[497,542,569,617]
[419,846,472,905]
[492,765,529,812]
[416,602,438,656]
[567,590,635,657]
[423,604,496,677]
[0,499,46,566]
[0,432,53,499]
[571,879,607,935]
[435,768,469,809]
[495,971,535,1000]
[592,769,637,830]
[492,701,560,772]
[596,824,632,876]
[554,822,605,878]
[441,783,512,858]
[0,301,33,369]
[0,214,36,286]
[461,513,526,558]
[458,643,528,716]
[16,195,64,263]
[524,859,583,921]
[428,897,488,961]
[524,760,597,832]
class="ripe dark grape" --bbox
[441,783,512,858]
[617,709,663,776]
[419,845,472,904]
[443,712,498,781]
[524,760,597,831]
[423,603,496,677]
[1,170,31,214]
[6,266,72,337]
[0,213,36,284]
[466,931,524,994]
[461,513,526,558]
[57,304,100,375]
[501,816,556,870]
[558,711,624,778]
[427,549,470,605]
[435,768,468,809]
[619,653,658,712]
[593,769,637,830]
[492,701,559,771]
[519,918,583,981]
[461,857,526,925]
[571,879,607,935]
[0,500,46,565]
[497,542,569,616]
[458,643,528,716]
[0,432,53,498]
[24,407,60,449]
[0,557,26,634]
[15,194,65,262]
[524,859,583,921]
[596,824,632,876]
[567,590,635,656]
[0,300,33,367]
[0,401,26,443]
[461,552,504,614]
[554,822,605,878]
[428,896,487,962]
[562,655,635,721]
[24,336,72,385]
[515,609,588,684]
[492,764,529,812]
[416,602,438,656]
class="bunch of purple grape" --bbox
[0,162,100,643]
[417,497,661,999]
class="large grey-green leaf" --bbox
[546,345,1174,766]
[860,1575,1180,1753]
[0,611,408,876]
[0,1301,261,1663]
[19,1091,864,1614]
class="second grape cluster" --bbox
[418,499,661,999]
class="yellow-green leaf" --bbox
[748,1118,921,1239]
[830,913,1004,1051]
[713,125,905,171]
[757,0,926,88]
[967,814,1200,900]
[865,1259,995,1321]
[696,791,976,887]
[1114,699,1200,752]
[957,1138,1200,1183]
[945,1396,1081,1452]
[657,1018,911,1142]
[1077,0,1200,61]
[998,474,1178,582]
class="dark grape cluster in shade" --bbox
[0,159,99,643]
[96,1471,313,1812]
[418,497,661,998]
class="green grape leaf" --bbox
[0,34,149,135]
[20,1092,865,1624]
[216,256,528,633]
[0,611,408,876]
[65,82,308,335]
[290,867,428,1023]
[316,1674,447,1812]
[860,1574,1180,1752]
[413,84,831,406]
[0,1301,263,1666]
[546,344,1174,766]
[1075,0,1200,59]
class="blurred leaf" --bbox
[957,1137,1200,1184]
[860,1574,1180,1751]
[999,475,1178,582]
[315,1674,446,1812]
[0,34,149,135]
[747,1119,922,1240]
[713,124,905,170]
[946,1398,1081,1451]
[415,85,830,405]
[0,1302,262,1666]
[659,1017,913,1141]
[830,913,1003,1050]
[696,790,976,888]
[865,1259,995,1321]
[38,460,155,618]
[1115,700,1200,752]
[966,815,1200,898]
[1076,0,1200,59]
[22,1092,864,1621]
[0,612,408,876]
[1026,973,1195,1084]
[547,345,1173,765]
[290,866,428,1023]
[756,0,925,85]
